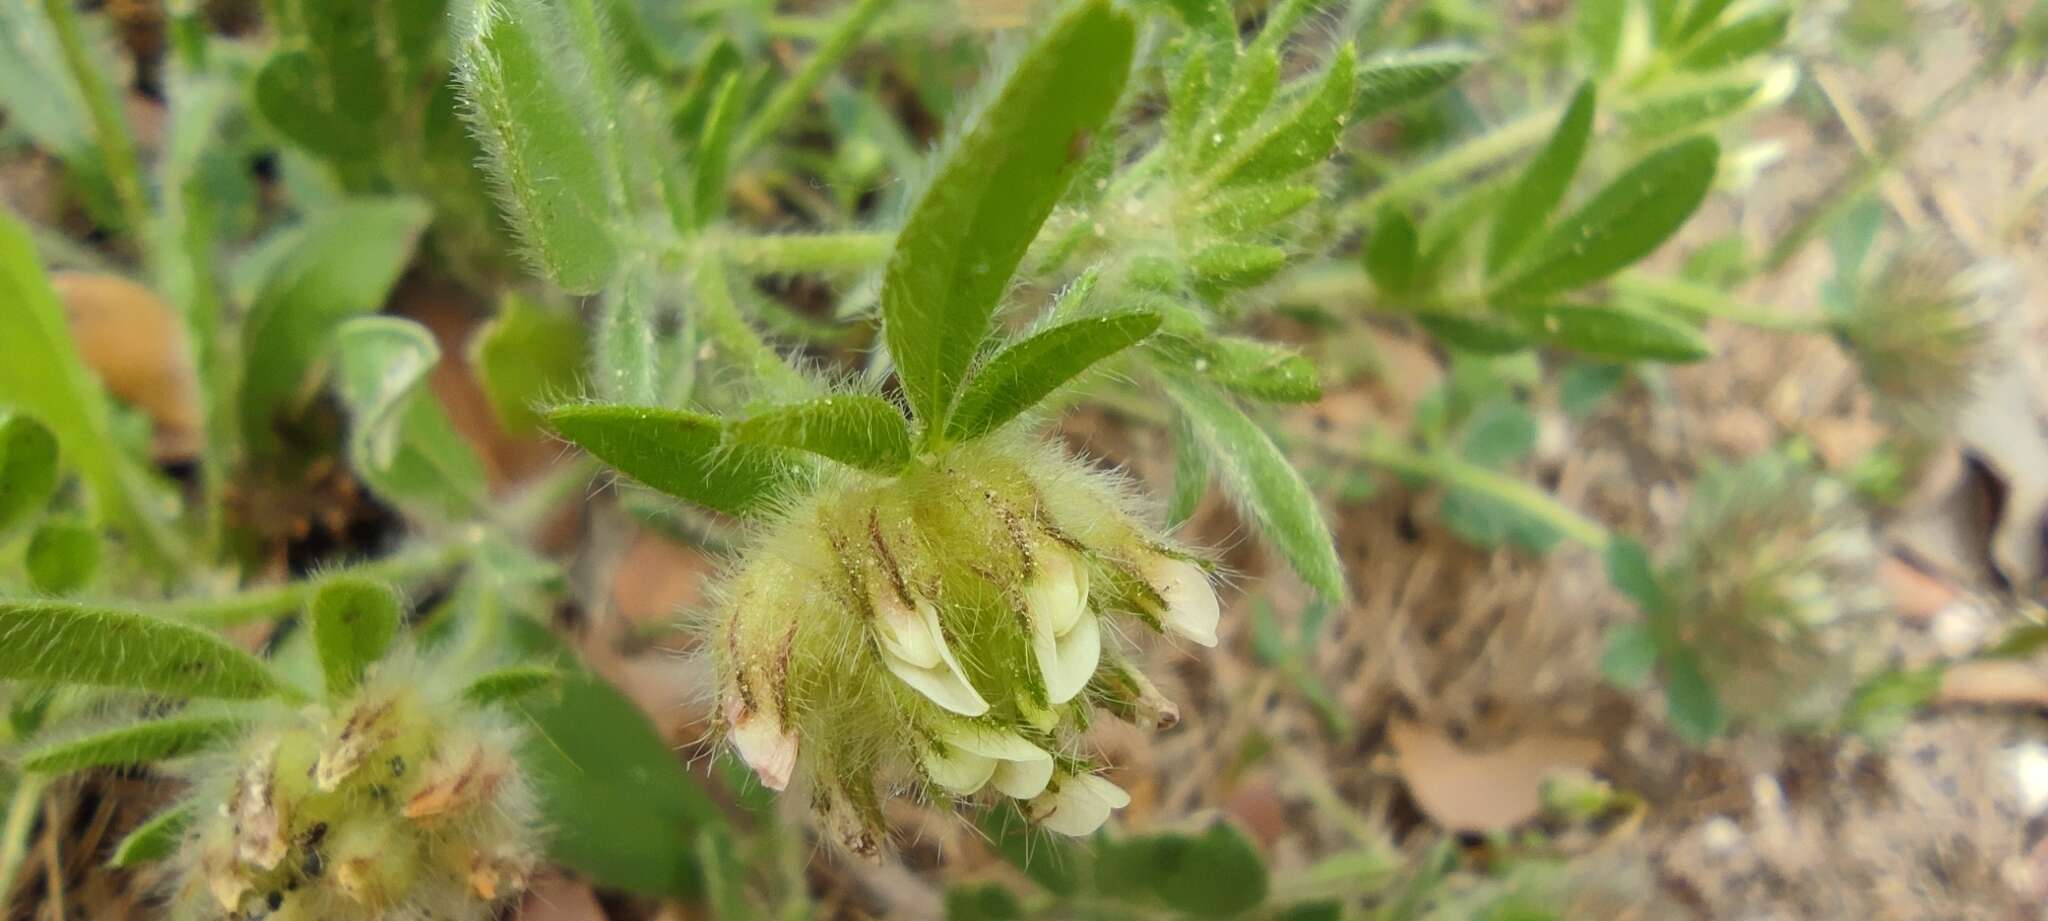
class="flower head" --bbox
[1662,453,1888,728]
[172,652,537,921]
[1834,234,2011,433]
[712,436,1215,849]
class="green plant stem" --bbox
[154,541,473,626]
[40,0,149,239]
[734,0,891,158]
[1611,270,1826,333]
[695,256,811,397]
[721,231,894,274]
[1352,434,1610,550]
[1343,103,1559,225]
[0,776,47,907]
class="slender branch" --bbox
[1352,434,1611,550]
[1611,271,1827,333]
[734,0,890,158]
[153,541,473,626]
[1342,104,1558,226]
[694,256,812,397]
[41,0,149,238]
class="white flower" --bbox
[920,725,1054,799]
[1023,546,1101,703]
[1028,773,1131,837]
[1143,555,1218,647]
[724,693,798,791]
[873,589,989,717]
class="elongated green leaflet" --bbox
[0,414,59,536]
[946,311,1161,442]
[310,576,401,699]
[1493,136,1719,296]
[0,601,296,700]
[330,317,491,522]
[0,211,182,570]
[729,395,912,473]
[1508,301,1712,362]
[1211,44,1356,189]
[881,0,1135,428]
[548,404,789,516]
[19,715,242,773]
[464,665,563,706]
[456,0,619,293]
[1486,83,1596,273]
[110,803,195,867]
[1163,376,1345,604]
[1352,46,1479,120]
[239,199,431,456]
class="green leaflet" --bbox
[25,518,100,595]
[0,210,181,570]
[1163,375,1345,604]
[0,600,296,700]
[329,317,491,522]
[1210,44,1357,189]
[19,715,242,773]
[1198,183,1318,235]
[1677,9,1790,71]
[1364,208,1420,295]
[1168,409,1209,528]
[0,414,59,536]
[456,0,619,293]
[881,0,1135,428]
[1094,820,1270,919]
[1352,45,1479,120]
[729,394,912,472]
[462,664,563,706]
[688,72,743,230]
[1189,46,1278,173]
[309,576,401,699]
[110,802,194,867]
[1506,301,1713,363]
[470,292,590,436]
[1492,137,1720,297]
[946,311,1161,442]
[1486,83,1596,274]
[1578,0,1626,73]
[547,404,790,517]
[237,198,431,456]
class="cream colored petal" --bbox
[1031,774,1128,837]
[1043,610,1101,705]
[881,646,990,716]
[946,726,1045,762]
[921,744,997,795]
[873,595,944,670]
[1026,548,1090,637]
[1147,556,1219,647]
[992,752,1055,799]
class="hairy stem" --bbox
[0,776,47,907]
[1612,271,1827,333]
[1344,104,1558,225]
[155,541,474,626]
[721,231,894,274]
[734,0,891,158]
[695,256,812,397]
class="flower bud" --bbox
[711,436,1214,845]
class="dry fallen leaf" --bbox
[1385,717,1604,833]
[52,272,202,460]
[1881,556,1963,623]
[1938,660,2048,707]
